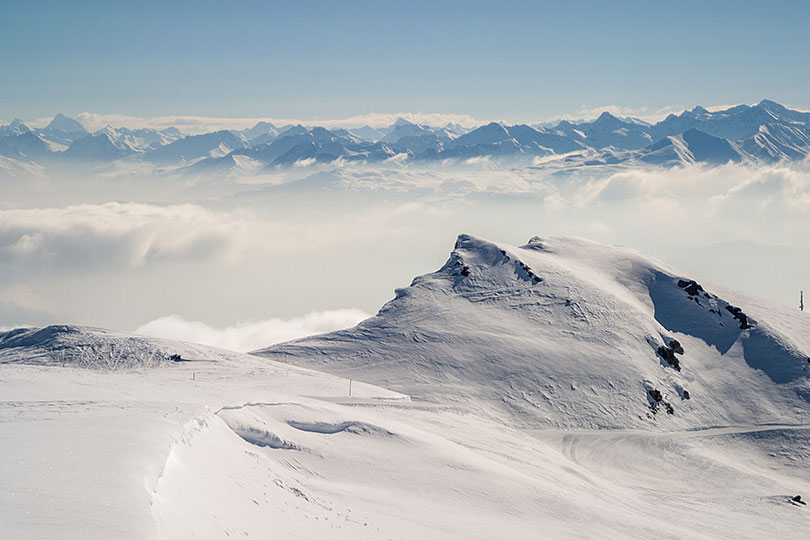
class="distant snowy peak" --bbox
[456,121,510,143]
[232,125,396,167]
[144,130,247,164]
[63,127,136,161]
[115,126,184,150]
[743,123,810,161]
[0,119,33,136]
[653,99,810,142]
[347,125,388,142]
[640,128,745,166]
[392,117,415,127]
[5,100,810,169]
[554,113,653,150]
[382,122,455,144]
[256,233,810,430]
[45,113,87,134]
[242,121,279,142]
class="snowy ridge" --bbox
[4,237,810,538]
[3,100,810,173]
[256,234,810,430]
[0,324,249,369]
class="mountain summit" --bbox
[45,113,87,134]
[255,234,810,429]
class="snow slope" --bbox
[1,327,406,540]
[256,234,810,430]
[3,236,810,539]
[63,127,137,161]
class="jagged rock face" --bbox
[256,234,810,430]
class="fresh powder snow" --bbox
[3,235,809,539]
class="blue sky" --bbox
[2,0,809,124]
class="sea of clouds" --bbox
[1,158,808,350]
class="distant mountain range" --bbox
[2,100,809,174]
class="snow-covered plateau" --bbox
[2,234,809,539]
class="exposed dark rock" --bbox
[677,279,704,296]
[682,390,690,400]
[460,266,471,277]
[791,495,806,505]
[657,346,681,371]
[647,389,674,416]
[725,304,753,329]
[669,339,684,355]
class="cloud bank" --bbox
[134,309,370,352]
[3,160,810,330]
[0,203,241,272]
[24,112,484,134]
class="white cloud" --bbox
[134,309,370,352]
[25,111,483,134]
[463,156,492,166]
[385,153,409,164]
[0,202,344,273]
[0,203,237,270]
[293,157,317,168]
[544,103,747,124]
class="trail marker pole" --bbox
[349,379,352,397]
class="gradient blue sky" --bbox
[2,0,809,124]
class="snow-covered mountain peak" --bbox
[46,113,87,133]
[392,117,415,127]
[6,235,810,539]
[257,234,810,430]
[9,118,31,132]
[756,98,784,111]
[594,111,621,124]
[280,124,310,137]
[481,120,506,131]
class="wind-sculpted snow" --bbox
[650,272,810,385]
[0,324,254,370]
[4,236,810,538]
[0,325,169,369]
[256,234,810,430]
